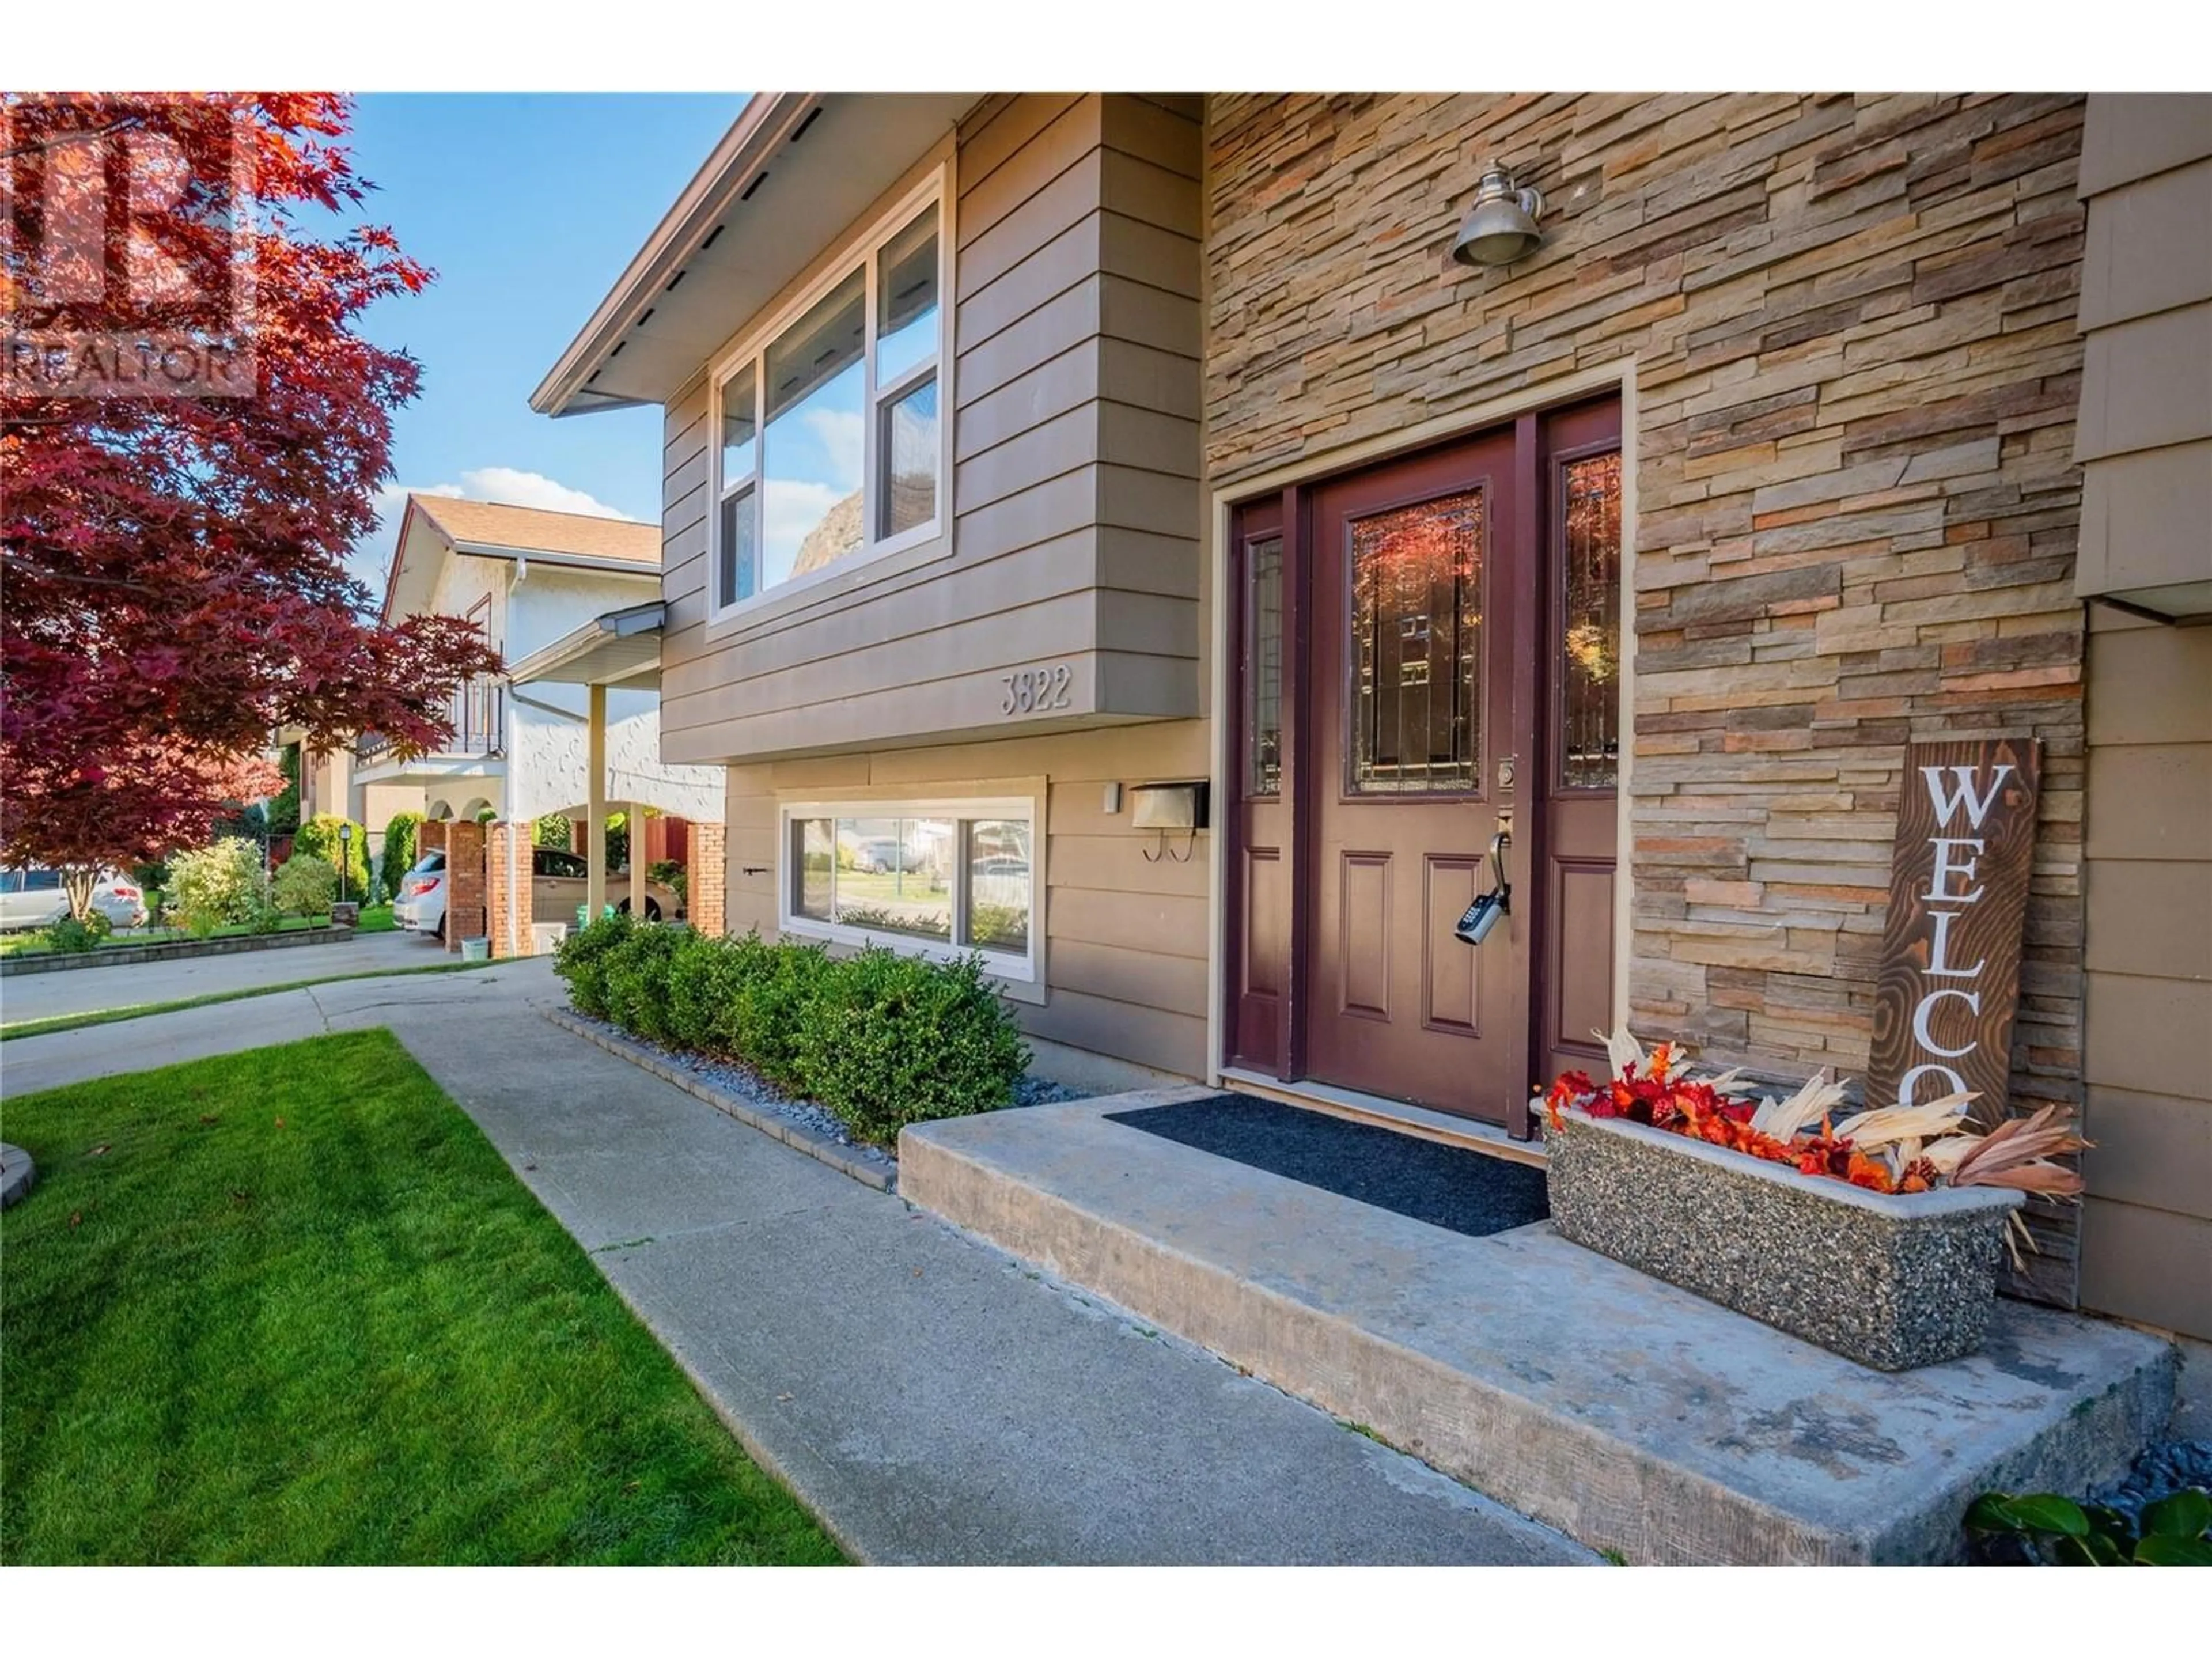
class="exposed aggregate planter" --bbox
[1542,1109,2021,1372]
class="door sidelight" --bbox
[1453,828,1512,946]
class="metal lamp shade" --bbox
[1452,167,1545,268]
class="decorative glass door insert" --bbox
[1346,490,1483,794]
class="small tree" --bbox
[268,745,302,838]
[168,839,265,929]
[272,854,339,917]
[1,94,502,917]
[381,811,421,890]
[293,814,368,897]
[533,813,575,849]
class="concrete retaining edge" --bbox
[0,925,357,976]
[897,1122,2176,1566]
[541,1007,895,1194]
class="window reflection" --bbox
[1559,452,1622,790]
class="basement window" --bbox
[778,798,1037,985]
[708,169,948,621]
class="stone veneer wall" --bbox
[1205,94,2089,1298]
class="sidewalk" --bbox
[0,928,443,1027]
[1,957,1592,1565]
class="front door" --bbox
[1226,398,1623,1134]
[1306,431,1524,1116]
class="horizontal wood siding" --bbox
[657,94,1204,768]
[721,720,1212,1077]
[2074,96,2212,1343]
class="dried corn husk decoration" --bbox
[1596,1025,1646,1082]
[1950,1103,2090,1195]
[1832,1093,1976,1151]
[1750,1069,1851,1142]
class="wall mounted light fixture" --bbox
[1452,161,1546,268]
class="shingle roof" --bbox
[410,495,660,566]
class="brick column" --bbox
[568,817,586,855]
[486,821,532,958]
[419,819,448,856]
[689,823,726,937]
[445,819,486,953]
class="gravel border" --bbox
[545,1008,899,1191]
[543,1009,1096,1195]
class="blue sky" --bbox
[342,93,748,588]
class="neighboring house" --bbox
[355,494,724,937]
[532,94,2211,1354]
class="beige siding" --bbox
[2081,605,2212,1342]
[657,93,1205,768]
[2074,96,2212,1342]
[722,721,1211,1076]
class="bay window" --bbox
[779,798,1037,983]
[710,173,947,618]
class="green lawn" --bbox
[0,1031,844,1566]
[352,903,396,934]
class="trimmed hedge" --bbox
[554,915,1028,1146]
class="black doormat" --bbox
[1103,1093,1548,1239]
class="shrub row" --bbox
[553,914,1029,1146]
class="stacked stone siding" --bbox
[1205,93,2088,1298]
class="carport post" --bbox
[586,683,607,923]
[629,804,646,917]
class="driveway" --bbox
[0,929,448,1026]
[0,955,1589,1565]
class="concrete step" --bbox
[901,1092,2177,1566]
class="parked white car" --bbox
[392,847,679,942]
[391,850,450,940]
[0,868,149,933]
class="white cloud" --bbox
[449,467,628,520]
[801,408,865,490]
[350,469,630,598]
[763,477,848,564]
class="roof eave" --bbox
[529,92,806,420]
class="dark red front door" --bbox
[1304,433,1525,1118]
[1226,398,1624,1134]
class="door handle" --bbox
[1453,830,1512,946]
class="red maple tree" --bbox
[2,93,500,917]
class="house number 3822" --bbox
[1001,662,1074,717]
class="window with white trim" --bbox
[710,175,946,618]
[779,799,1036,982]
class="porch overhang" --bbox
[529,92,981,418]
[507,601,666,690]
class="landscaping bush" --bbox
[293,813,369,898]
[272,854,340,918]
[599,921,688,1044]
[534,812,577,849]
[793,948,1028,1145]
[168,838,266,927]
[552,910,637,1020]
[43,911,112,953]
[553,916,1028,1145]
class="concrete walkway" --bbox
[0,929,444,1025]
[0,957,1590,1565]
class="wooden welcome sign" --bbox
[1869,737,2041,1123]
